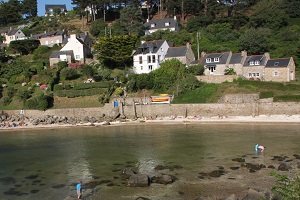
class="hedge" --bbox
[53,81,112,91]
[274,95,300,102]
[55,88,108,98]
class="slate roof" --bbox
[201,52,231,65]
[165,46,187,58]
[144,18,178,30]
[229,53,243,64]
[266,58,290,68]
[6,29,22,36]
[133,40,165,55]
[33,31,65,39]
[243,55,266,66]
[45,4,67,12]
[50,50,73,58]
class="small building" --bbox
[264,57,296,82]
[32,31,66,47]
[45,4,67,16]
[133,40,170,74]
[164,43,195,65]
[3,28,27,45]
[49,50,74,66]
[201,52,232,75]
[242,53,270,80]
[227,51,247,76]
[144,17,179,35]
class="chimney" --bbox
[241,50,247,57]
[174,15,177,21]
[70,34,77,40]
[10,27,12,30]
[201,51,206,58]
[44,31,47,34]
[186,42,191,49]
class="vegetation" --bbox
[272,173,300,199]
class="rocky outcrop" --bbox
[128,174,150,187]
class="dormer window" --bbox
[151,23,155,28]
[214,57,219,62]
[254,60,260,65]
[206,58,211,63]
[274,62,279,66]
[249,61,254,66]
[165,22,170,27]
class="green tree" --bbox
[119,4,144,36]
[0,0,23,25]
[90,19,107,37]
[238,29,270,54]
[94,35,138,67]
[9,40,40,55]
[22,0,37,18]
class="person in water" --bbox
[76,181,82,199]
[255,144,265,152]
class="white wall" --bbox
[133,41,169,74]
[60,34,84,61]
[4,30,26,45]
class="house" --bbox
[45,4,67,16]
[242,53,270,80]
[3,28,27,45]
[227,51,247,75]
[133,40,170,74]
[264,57,296,82]
[164,43,195,65]
[49,33,92,67]
[201,52,232,75]
[32,31,66,47]
[144,17,179,35]
[49,50,74,66]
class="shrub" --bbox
[9,39,40,55]
[81,65,94,78]
[187,64,204,75]
[272,173,300,199]
[6,87,15,98]
[127,73,154,92]
[114,87,124,96]
[60,68,80,80]
[224,68,236,75]
[53,81,112,91]
[0,96,12,106]
[25,94,50,110]
[16,88,32,102]
[260,91,274,99]
[177,74,202,94]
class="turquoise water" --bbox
[0,123,300,199]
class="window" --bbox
[274,62,279,66]
[252,73,256,77]
[214,57,219,62]
[149,65,153,70]
[76,55,80,59]
[255,60,260,65]
[256,73,260,77]
[147,56,151,63]
[158,55,161,63]
[152,55,155,63]
[139,56,142,64]
[249,73,252,77]
[151,23,155,28]
[165,22,170,27]
[249,61,254,65]
[206,58,211,63]
[274,71,279,76]
[208,66,216,73]
[140,66,143,71]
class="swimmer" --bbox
[255,144,265,152]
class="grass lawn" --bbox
[52,95,103,109]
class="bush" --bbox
[259,91,274,99]
[60,68,80,80]
[6,87,15,98]
[224,68,236,75]
[127,73,154,92]
[272,173,300,199]
[114,87,124,96]
[9,39,40,55]
[177,74,202,94]
[81,65,94,78]
[16,88,32,102]
[187,64,204,75]
[53,81,112,91]
[25,94,50,110]
[0,96,12,106]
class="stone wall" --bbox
[196,75,238,83]
[218,94,260,104]
[3,102,300,119]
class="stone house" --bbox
[264,57,296,82]
[164,43,195,65]
[49,34,92,67]
[227,51,247,76]
[242,53,270,80]
[45,4,67,16]
[3,28,27,46]
[200,52,232,75]
[133,40,170,74]
[49,50,73,66]
[32,31,66,47]
[144,17,179,35]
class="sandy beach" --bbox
[1,114,300,131]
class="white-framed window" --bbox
[273,71,279,76]
[249,61,254,65]
[76,55,80,59]
[152,55,155,63]
[214,57,219,62]
[255,60,260,65]
[139,56,142,64]
[147,56,151,63]
[151,23,155,28]
[206,58,211,63]
[149,65,153,70]
[165,22,170,27]
[256,73,260,77]
[208,66,216,73]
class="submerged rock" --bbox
[128,174,150,187]
[151,174,174,185]
[232,158,245,163]
[278,162,292,171]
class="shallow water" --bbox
[0,123,300,199]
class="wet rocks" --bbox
[0,177,16,185]
[293,154,300,160]
[122,167,138,179]
[278,162,292,171]
[272,156,288,162]
[241,189,265,200]
[151,174,174,185]
[232,158,245,163]
[225,194,237,200]
[128,174,150,187]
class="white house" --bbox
[133,40,170,74]
[3,28,27,45]
[144,17,179,35]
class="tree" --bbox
[238,29,269,54]
[9,40,40,55]
[90,19,107,37]
[94,35,138,67]
[22,0,37,18]
[119,4,144,36]
[0,0,23,25]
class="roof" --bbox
[144,18,178,30]
[244,55,266,66]
[6,29,22,36]
[33,31,65,39]
[133,40,166,55]
[229,53,243,64]
[201,52,231,65]
[265,58,291,68]
[50,50,73,58]
[45,4,67,12]
[165,46,187,58]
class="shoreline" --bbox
[1,114,300,131]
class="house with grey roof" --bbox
[200,52,232,75]
[242,53,270,80]
[164,43,195,65]
[3,28,27,46]
[45,4,67,16]
[144,17,179,35]
[264,57,296,82]
[49,50,74,67]
[133,40,170,74]
[32,31,66,47]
